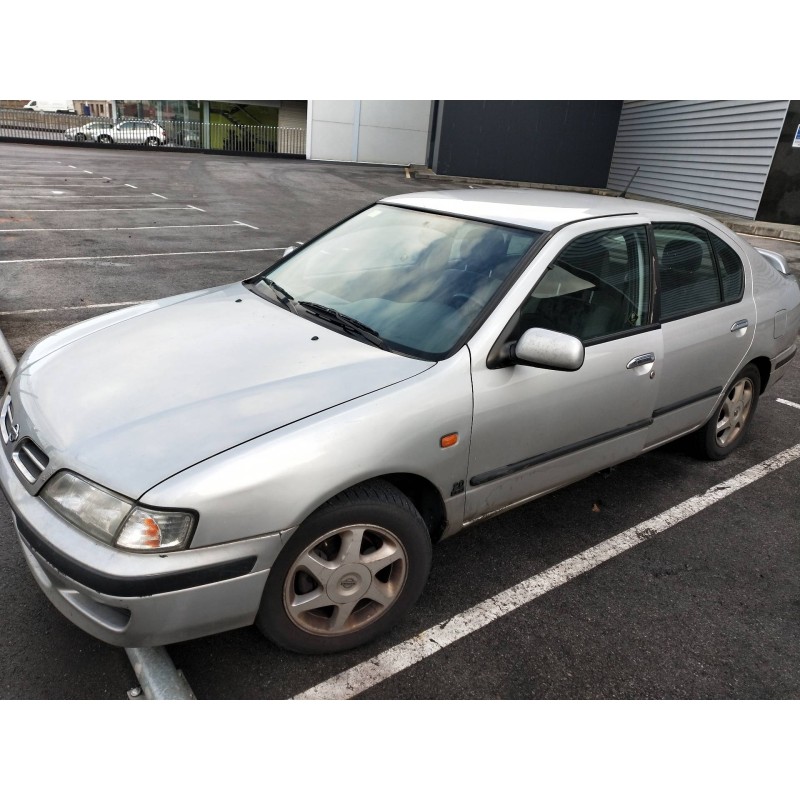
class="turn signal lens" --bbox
[115,507,194,551]
[440,433,459,448]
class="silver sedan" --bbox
[1,189,798,654]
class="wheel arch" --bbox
[748,356,770,395]
[308,473,448,545]
[381,473,448,543]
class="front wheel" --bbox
[97,134,112,144]
[257,480,432,654]
[74,132,86,142]
[145,137,161,147]
[696,364,761,460]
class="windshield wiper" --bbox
[298,301,386,349]
[256,278,298,312]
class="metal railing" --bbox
[0,108,306,155]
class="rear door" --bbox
[645,222,755,448]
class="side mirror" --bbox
[513,327,584,371]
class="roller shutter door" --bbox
[607,100,789,218]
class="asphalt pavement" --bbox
[0,143,798,700]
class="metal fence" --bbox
[0,108,307,155]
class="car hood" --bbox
[14,283,433,499]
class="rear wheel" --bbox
[97,134,112,144]
[257,480,432,654]
[696,364,760,460]
[74,132,86,142]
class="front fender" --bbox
[140,349,474,547]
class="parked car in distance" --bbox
[96,120,167,146]
[64,120,115,142]
[2,189,799,655]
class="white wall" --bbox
[307,100,432,165]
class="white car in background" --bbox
[65,119,167,147]
[63,121,115,142]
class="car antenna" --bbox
[619,166,640,198]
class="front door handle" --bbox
[626,353,656,369]
[731,319,749,332]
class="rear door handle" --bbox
[626,353,656,369]
[731,319,749,332]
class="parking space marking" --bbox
[0,247,287,264]
[0,206,202,213]
[151,193,167,199]
[0,301,142,316]
[187,205,206,212]
[234,220,259,230]
[0,183,120,188]
[295,441,800,700]
[777,398,800,410]
[3,195,151,199]
[124,184,138,189]
[0,223,250,233]
[83,171,93,174]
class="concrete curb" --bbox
[408,168,800,243]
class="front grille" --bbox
[2,398,51,486]
[13,438,49,483]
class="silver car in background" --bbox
[63,119,167,146]
[1,189,798,654]
[63,121,115,142]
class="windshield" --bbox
[252,204,541,359]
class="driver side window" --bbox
[520,226,651,342]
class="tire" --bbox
[145,137,161,147]
[97,134,112,144]
[75,132,86,142]
[256,479,432,654]
[696,364,761,460]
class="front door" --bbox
[465,221,662,523]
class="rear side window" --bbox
[654,224,724,319]
[710,234,744,302]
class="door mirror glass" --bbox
[514,327,585,371]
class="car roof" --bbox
[380,188,718,232]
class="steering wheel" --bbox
[450,293,483,317]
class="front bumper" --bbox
[0,433,288,647]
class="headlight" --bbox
[41,471,195,551]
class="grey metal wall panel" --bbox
[607,100,789,218]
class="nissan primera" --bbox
[2,189,798,654]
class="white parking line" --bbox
[187,205,206,212]
[0,247,287,264]
[777,398,800,410]
[234,220,259,230]
[295,441,800,700]
[0,301,142,316]
[0,206,201,213]
[124,184,138,189]
[83,171,93,174]
[0,184,121,188]
[0,223,249,233]
[3,195,151,199]
[152,193,167,199]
